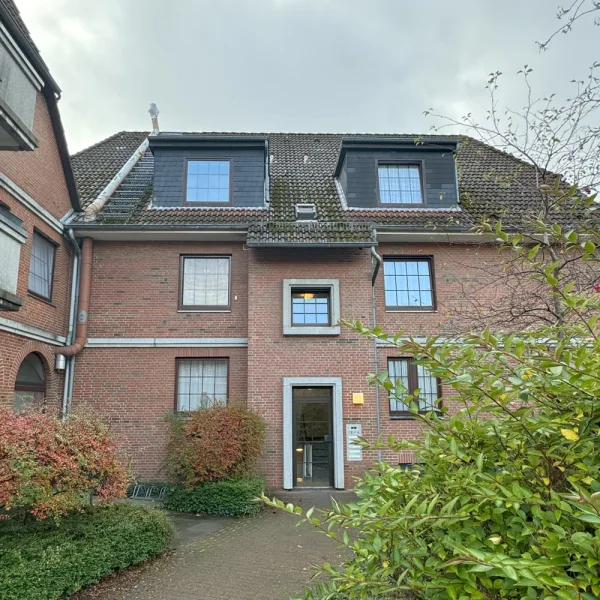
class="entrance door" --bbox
[292,387,333,487]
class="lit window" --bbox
[176,359,228,411]
[283,279,340,336]
[378,164,423,205]
[384,258,434,309]
[180,256,230,309]
[186,160,230,203]
[388,358,440,415]
[28,232,55,300]
[291,290,330,326]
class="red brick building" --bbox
[0,3,550,491]
[0,1,80,415]
[62,124,543,490]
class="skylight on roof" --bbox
[295,204,317,221]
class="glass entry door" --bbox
[292,387,333,487]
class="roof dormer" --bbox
[334,137,459,210]
[149,134,268,208]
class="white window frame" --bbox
[180,255,231,311]
[282,279,340,336]
[28,231,55,301]
[176,358,229,412]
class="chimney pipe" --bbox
[148,103,160,135]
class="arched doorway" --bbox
[13,352,46,412]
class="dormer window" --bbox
[377,163,424,206]
[185,159,231,204]
[295,203,317,221]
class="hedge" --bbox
[0,503,174,600]
[163,476,265,517]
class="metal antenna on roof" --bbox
[148,103,160,135]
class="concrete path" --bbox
[77,491,355,600]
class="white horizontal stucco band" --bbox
[0,172,64,234]
[85,337,249,348]
[0,316,67,345]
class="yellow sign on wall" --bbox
[352,393,364,405]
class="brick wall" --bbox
[0,92,72,219]
[1,188,73,336]
[246,243,504,487]
[72,346,248,479]
[0,89,73,411]
[0,331,64,411]
[87,241,248,338]
[70,239,508,486]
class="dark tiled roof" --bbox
[70,131,581,243]
[71,131,149,207]
[247,222,376,246]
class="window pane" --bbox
[28,233,54,300]
[186,160,230,203]
[182,257,230,307]
[389,359,410,412]
[383,259,433,308]
[177,359,228,411]
[378,165,422,204]
[291,290,330,326]
[417,365,439,411]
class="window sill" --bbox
[178,309,231,313]
[27,292,55,307]
[390,411,442,420]
[283,325,341,336]
[385,308,437,313]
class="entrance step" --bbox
[270,488,358,510]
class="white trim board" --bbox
[282,377,344,490]
[86,337,248,348]
[0,172,64,234]
[0,316,66,345]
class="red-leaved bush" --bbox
[0,408,129,519]
[165,406,266,486]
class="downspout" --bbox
[370,244,383,462]
[54,237,93,357]
[61,229,80,419]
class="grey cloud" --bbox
[17,0,599,152]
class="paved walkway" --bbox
[77,491,355,600]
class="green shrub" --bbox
[165,405,266,485]
[0,503,174,600]
[164,476,265,517]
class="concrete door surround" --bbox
[282,377,344,490]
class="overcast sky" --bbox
[17,0,599,153]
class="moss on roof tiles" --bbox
[70,131,586,241]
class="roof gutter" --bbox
[246,241,378,248]
[83,137,150,222]
[70,224,249,232]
